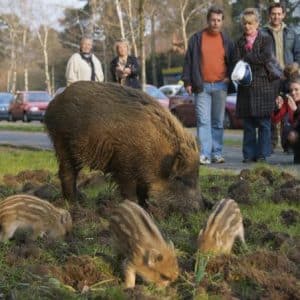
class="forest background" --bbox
[0,0,299,94]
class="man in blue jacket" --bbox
[182,5,233,165]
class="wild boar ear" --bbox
[147,249,163,267]
[161,153,184,178]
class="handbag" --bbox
[231,60,252,86]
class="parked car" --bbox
[145,84,169,108]
[169,86,243,129]
[8,91,52,122]
[159,84,182,97]
[0,92,14,121]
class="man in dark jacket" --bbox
[262,1,300,151]
[110,39,141,89]
[182,5,233,165]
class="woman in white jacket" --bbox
[65,37,104,86]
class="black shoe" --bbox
[256,157,266,162]
[242,158,253,163]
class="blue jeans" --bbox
[243,117,271,160]
[194,82,227,158]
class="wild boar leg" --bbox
[124,263,136,288]
[59,159,78,202]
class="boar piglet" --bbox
[198,198,245,254]
[0,194,72,241]
[110,200,179,288]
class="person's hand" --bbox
[123,67,131,76]
[223,77,230,84]
[275,96,284,109]
[286,94,297,111]
[186,85,192,95]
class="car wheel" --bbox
[8,112,15,122]
[23,112,30,122]
[223,111,232,129]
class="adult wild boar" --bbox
[45,81,201,211]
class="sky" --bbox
[0,0,86,29]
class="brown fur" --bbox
[198,198,245,254]
[44,81,201,210]
[0,194,72,241]
[110,200,179,288]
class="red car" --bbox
[9,91,52,122]
[169,86,243,129]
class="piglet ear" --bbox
[147,249,163,267]
[169,240,175,250]
[60,212,69,224]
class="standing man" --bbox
[66,36,104,86]
[262,1,300,151]
[182,6,233,165]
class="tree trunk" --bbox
[115,0,125,39]
[23,29,28,91]
[9,28,17,93]
[180,0,188,51]
[151,13,157,86]
[51,65,55,95]
[127,0,138,57]
[138,0,146,89]
[37,26,51,94]
[87,0,97,36]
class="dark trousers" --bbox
[242,117,271,160]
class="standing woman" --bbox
[233,8,281,163]
[110,39,141,89]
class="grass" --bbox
[0,121,45,133]
[0,146,299,299]
[0,147,57,181]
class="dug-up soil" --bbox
[0,167,299,300]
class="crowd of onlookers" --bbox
[64,1,300,165]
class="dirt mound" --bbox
[203,250,300,299]
[16,170,51,184]
[44,255,115,291]
[280,209,300,226]
[228,180,251,204]
[272,183,300,204]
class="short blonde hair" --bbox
[115,38,130,53]
[241,8,260,25]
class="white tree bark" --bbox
[115,0,125,39]
[138,0,146,88]
[22,28,28,91]
[37,26,51,94]
[126,0,138,56]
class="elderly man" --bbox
[182,5,233,165]
[65,36,104,86]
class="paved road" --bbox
[0,129,299,174]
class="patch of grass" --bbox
[0,146,57,182]
[0,122,45,132]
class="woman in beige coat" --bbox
[65,37,104,86]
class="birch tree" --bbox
[115,0,125,39]
[138,0,146,87]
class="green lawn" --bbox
[0,146,299,299]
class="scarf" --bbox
[80,52,96,81]
[245,31,258,51]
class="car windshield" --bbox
[0,94,14,104]
[26,93,51,102]
[146,86,168,99]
